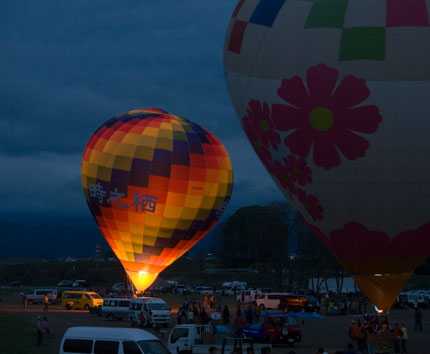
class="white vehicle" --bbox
[112,283,126,291]
[194,286,214,295]
[236,289,261,304]
[256,293,292,310]
[26,289,58,305]
[111,283,136,292]
[72,280,90,288]
[101,298,131,321]
[57,280,73,287]
[221,281,247,295]
[59,326,170,354]
[129,297,171,327]
[167,324,269,354]
[405,292,426,307]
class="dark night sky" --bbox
[0,1,281,256]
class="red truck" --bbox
[242,314,301,346]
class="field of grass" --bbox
[0,312,48,354]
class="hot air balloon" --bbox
[81,109,233,292]
[224,0,430,310]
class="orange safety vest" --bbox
[351,324,361,338]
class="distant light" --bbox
[374,274,383,277]
[373,305,384,314]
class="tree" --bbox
[220,205,288,263]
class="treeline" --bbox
[213,201,345,291]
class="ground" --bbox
[0,292,428,354]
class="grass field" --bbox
[0,312,47,354]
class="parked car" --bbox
[129,297,171,327]
[72,280,90,288]
[305,295,320,312]
[101,298,131,321]
[9,280,22,287]
[111,283,136,292]
[26,289,58,305]
[112,283,125,291]
[278,295,307,312]
[237,289,261,304]
[242,314,301,346]
[62,291,103,310]
[256,293,292,310]
[59,327,169,354]
[57,280,73,287]
[193,286,214,295]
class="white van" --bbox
[221,281,247,295]
[101,298,131,321]
[59,327,169,354]
[26,289,58,305]
[237,289,261,304]
[129,297,171,327]
[256,293,292,310]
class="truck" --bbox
[167,324,270,354]
[26,289,58,305]
[242,314,301,346]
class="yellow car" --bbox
[62,291,103,310]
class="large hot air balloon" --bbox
[81,109,233,292]
[224,0,430,310]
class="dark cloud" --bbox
[0,1,284,219]
[1,0,238,155]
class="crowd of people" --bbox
[348,316,408,354]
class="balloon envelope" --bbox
[224,0,430,310]
[81,109,233,291]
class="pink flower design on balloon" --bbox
[243,99,281,151]
[305,221,430,260]
[297,189,324,220]
[284,154,312,186]
[271,63,383,170]
[242,118,273,167]
[270,159,298,195]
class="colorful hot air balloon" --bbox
[81,109,233,292]
[224,0,430,310]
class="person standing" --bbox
[42,317,50,346]
[183,298,190,311]
[209,294,215,309]
[43,295,49,312]
[246,305,253,324]
[349,320,360,349]
[400,323,408,353]
[358,320,366,354]
[365,322,375,354]
[222,305,230,325]
[36,316,45,346]
[254,305,260,323]
[187,308,194,324]
[393,323,401,354]
[414,307,423,332]
[200,307,209,324]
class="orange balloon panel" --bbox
[81,109,233,291]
